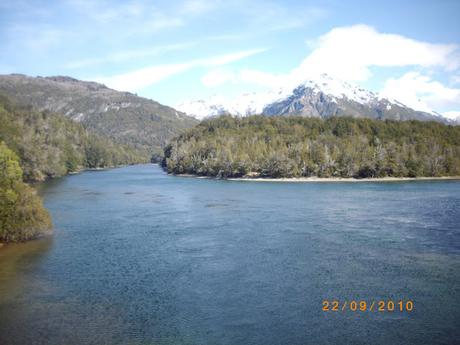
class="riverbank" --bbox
[174,174,460,183]
[31,163,137,182]
[67,166,113,175]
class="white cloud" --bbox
[3,1,186,58]
[202,70,237,87]
[97,63,194,91]
[239,69,284,87]
[200,25,460,90]
[381,72,460,113]
[96,49,266,92]
[294,24,459,82]
[202,49,267,66]
[65,42,196,69]
[198,25,460,113]
[67,45,265,71]
[201,68,286,88]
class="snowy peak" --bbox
[297,73,378,104]
[176,98,228,119]
[177,74,449,123]
[177,73,381,119]
[176,88,289,119]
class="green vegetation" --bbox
[0,142,52,242]
[0,95,146,182]
[163,115,460,178]
[0,74,198,159]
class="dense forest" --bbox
[0,94,146,182]
[163,115,460,178]
[0,142,51,242]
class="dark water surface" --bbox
[1,164,459,345]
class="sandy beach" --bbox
[175,174,460,183]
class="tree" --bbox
[0,142,52,242]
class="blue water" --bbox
[0,164,459,345]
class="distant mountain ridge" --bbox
[177,74,453,124]
[0,74,198,158]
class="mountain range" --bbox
[0,74,198,159]
[177,74,458,124]
[0,73,458,167]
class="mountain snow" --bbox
[176,73,456,123]
[298,73,378,104]
[176,88,291,120]
[177,74,386,119]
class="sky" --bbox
[1,0,460,117]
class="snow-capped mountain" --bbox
[176,88,290,120]
[176,74,450,123]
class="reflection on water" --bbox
[1,164,459,345]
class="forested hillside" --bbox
[0,74,198,158]
[0,142,51,242]
[163,116,460,178]
[0,95,146,182]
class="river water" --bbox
[0,164,459,345]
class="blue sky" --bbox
[1,0,460,116]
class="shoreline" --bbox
[174,174,460,183]
[68,163,135,175]
[0,231,52,250]
[31,163,140,183]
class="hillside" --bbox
[0,95,145,182]
[177,74,449,123]
[163,115,460,178]
[0,74,198,158]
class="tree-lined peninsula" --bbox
[162,115,460,179]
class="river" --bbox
[0,164,459,345]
